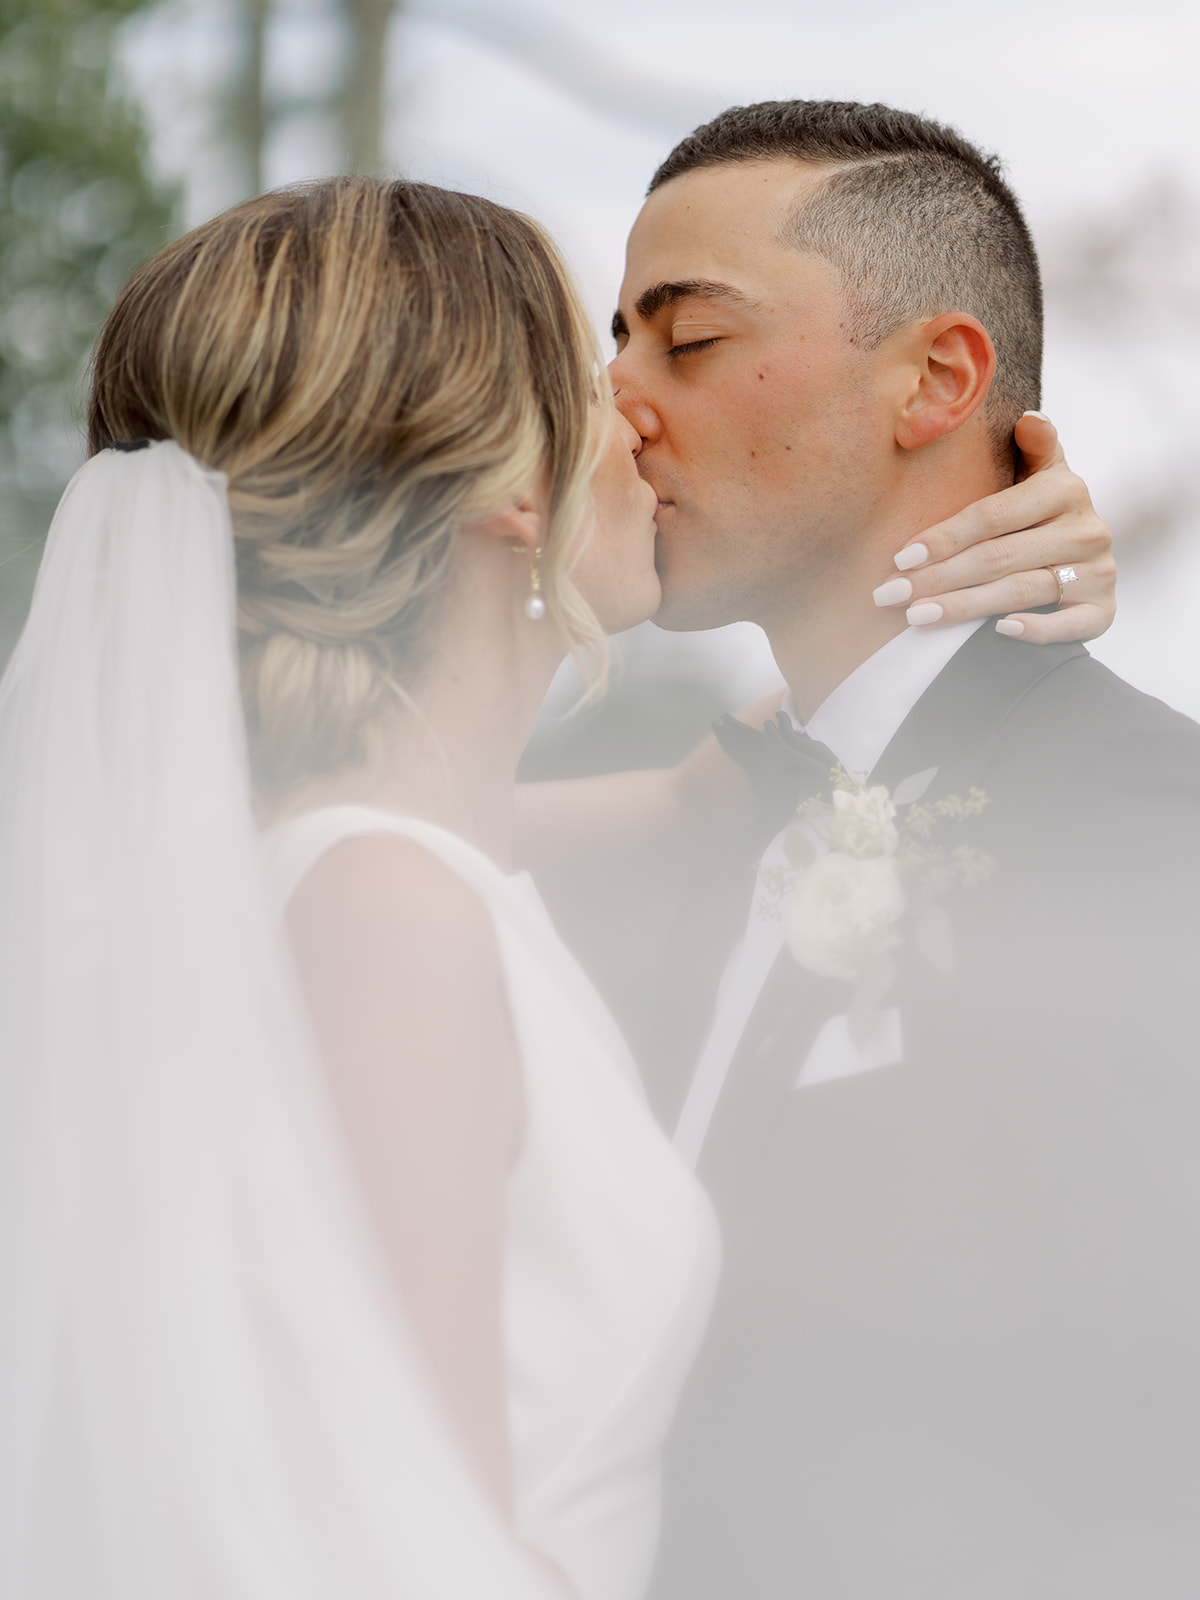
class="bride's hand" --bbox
[872,413,1116,644]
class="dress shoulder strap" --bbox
[262,804,521,914]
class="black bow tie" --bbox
[713,712,840,830]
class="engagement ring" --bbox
[1048,564,1079,604]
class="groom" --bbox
[528,102,1200,1594]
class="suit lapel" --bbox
[697,949,839,1188]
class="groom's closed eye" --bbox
[612,279,759,352]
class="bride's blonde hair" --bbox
[87,177,607,793]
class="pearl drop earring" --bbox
[524,547,545,620]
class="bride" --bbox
[0,176,1114,1599]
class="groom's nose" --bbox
[608,354,660,448]
[612,409,643,459]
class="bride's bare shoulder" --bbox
[285,831,522,1148]
[287,833,495,955]
[284,833,514,1079]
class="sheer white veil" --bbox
[0,443,556,1599]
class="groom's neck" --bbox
[768,598,909,725]
[767,457,1007,722]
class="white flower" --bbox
[829,784,899,858]
[785,852,906,982]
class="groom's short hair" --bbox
[651,101,1043,451]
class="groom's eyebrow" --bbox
[611,279,758,341]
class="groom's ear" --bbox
[891,312,997,451]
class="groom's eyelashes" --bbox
[667,338,720,359]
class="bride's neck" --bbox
[283,560,565,868]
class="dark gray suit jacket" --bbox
[650,627,1200,1599]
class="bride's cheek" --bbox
[571,538,644,634]
[565,533,606,617]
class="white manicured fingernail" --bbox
[1021,410,1051,421]
[906,602,943,626]
[894,543,928,571]
[995,617,1025,637]
[872,577,912,607]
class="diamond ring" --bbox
[1047,564,1079,605]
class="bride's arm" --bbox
[286,836,521,1514]
[516,695,770,928]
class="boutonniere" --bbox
[759,767,993,1046]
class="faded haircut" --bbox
[650,101,1043,458]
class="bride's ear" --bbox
[460,491,547,559]
[500,500,545,557]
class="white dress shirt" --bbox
[674,618,985,1168]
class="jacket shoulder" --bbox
[999,649,1200,793]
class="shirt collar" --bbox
[781,619,987,781]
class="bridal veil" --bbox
[0,442,557,1598]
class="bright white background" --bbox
[124,0,1200,717]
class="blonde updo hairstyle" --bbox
[87,177,607,796]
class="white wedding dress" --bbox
[0,443,717,1600]
[265,807,720,1600]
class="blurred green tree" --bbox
[0,0,178,660]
